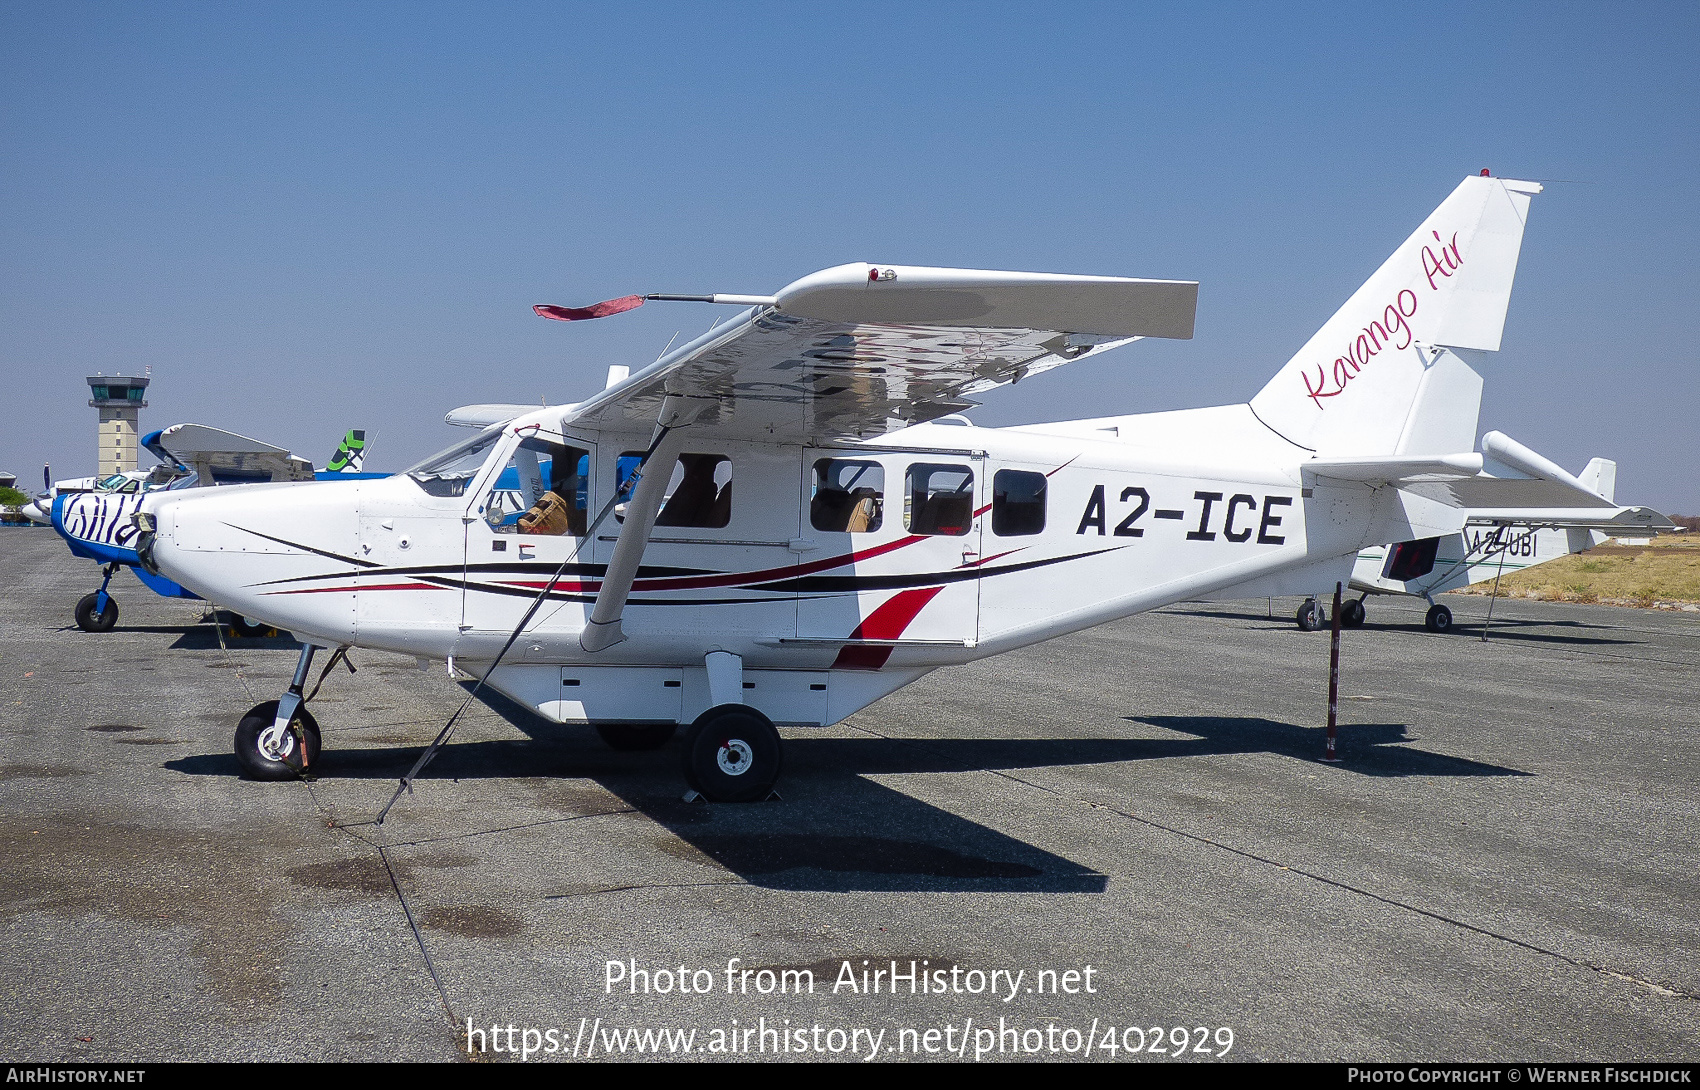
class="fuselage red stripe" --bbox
[831,586,947,670]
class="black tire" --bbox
[235,700,321,780]
[229,614,271,638]
[1425,603,1453,634]
[595,723,677,751]
[1341,599,1366,628]
[1295,599,1324,631]
[681,704,781,803]
[75,592,119,633]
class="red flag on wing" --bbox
[533,295,646,321]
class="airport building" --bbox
[87,373,149,477]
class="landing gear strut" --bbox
[74,564,120,632]
[234,643,349,779]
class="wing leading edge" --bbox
[559,263,1197,442]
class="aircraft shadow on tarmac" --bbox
[165,689,1115,895]
[1128,715,1532,779]
[1162,607,1637,647]
[163,628,300,651]
[164,696,1526,894]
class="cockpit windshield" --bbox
[405,424,505,497]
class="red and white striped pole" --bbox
[1322,581,1344,763]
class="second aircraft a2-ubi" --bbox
[134,172,1661,803]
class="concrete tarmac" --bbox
[2,528,1696,1062]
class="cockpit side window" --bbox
[485,438,590,537]
[810,459,884,532]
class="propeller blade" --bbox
[533,296,646,322]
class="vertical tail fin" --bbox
[324,429,367,473]
[1250,174,1541,456]
[1578,457,1617,503]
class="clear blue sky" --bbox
[3,2,1695,510]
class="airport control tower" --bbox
[87,373,149,477]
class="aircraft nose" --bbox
[138,484,361,646]
[135,494,185,579]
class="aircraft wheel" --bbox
[1425,603,1453,634]
[1340,599,1366,628]
[74,592,119,633]
[229,614,270,638]
[235,700,321,780]
[1295,599,1325,631]
[681,704,781,803]
[595,723,677,751]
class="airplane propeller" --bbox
[533,293,776,322]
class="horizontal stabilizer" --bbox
[1305,452,1483,484]
[1464,507,1675,533]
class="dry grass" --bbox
[1452,532,1700,608]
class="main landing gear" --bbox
[673,651,782,803]
[227,614,272,638]
[234,643,350,780]
[74,564,121,632]
[1296,595,1366,631]
[1424,602,1453,633]
[681,704,782,803]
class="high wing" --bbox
[558,263,1198,442]
[148,423,316,485]
[446,404,545,429]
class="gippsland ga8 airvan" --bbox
[134,173,1667,804]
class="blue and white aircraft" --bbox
[52,425,379,632]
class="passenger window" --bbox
[905,463,974,536]
[810,459,884,533]
[485,439,589,536]
[616,452,732,529]
[992,469,1046,536]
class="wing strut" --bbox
[580,396,709,652]
[372,416,686,824]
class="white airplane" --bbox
[136,172,1635,804]
[1282,447,1671,632]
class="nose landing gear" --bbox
[74,565,121,632]
[235,699,321,779]
[233,643,351,780]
